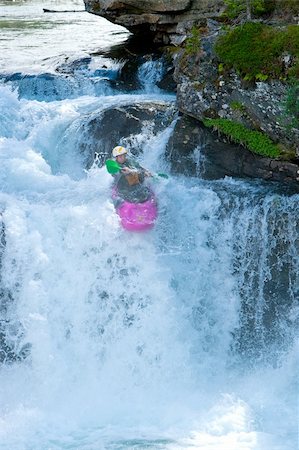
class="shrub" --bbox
[185,26,201,55]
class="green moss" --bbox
[215,22,299,81]
[230,101,246,112]
[218,63,224,73]
[223,0,245,19]
[203,118,282,158]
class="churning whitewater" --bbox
[0,1,298,449]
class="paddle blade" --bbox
[105,159,121,174]
[157,173,169,179]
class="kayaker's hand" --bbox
[144,170,152,177]
[121,167,132,174]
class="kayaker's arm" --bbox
[127,159,152,178]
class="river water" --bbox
[0,1,298,449]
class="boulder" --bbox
[80,101,176,168]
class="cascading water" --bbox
[0,1,298,449]
[137,59,165,94]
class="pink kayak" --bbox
[113,192,158,232]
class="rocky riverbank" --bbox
[84,0,299,185]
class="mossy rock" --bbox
[215,22,299,81]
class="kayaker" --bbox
[111,145,152,203]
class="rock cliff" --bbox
[174,20,299,157]
[83,0,225,44]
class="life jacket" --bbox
[125,171,140,186]
[120,157,143,186]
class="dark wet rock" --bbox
[81,102,177,168]
[103,38,176,93]
[112,54,153,91]
[157,66,176,92]
[115,53,175,93]
[167,115,299,186]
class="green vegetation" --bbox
[203,118,282,157]
[230,101,246,112]
[215,22,299,81]
[185,26,201,55]
[218,63,224,73]
[223,0,275,19]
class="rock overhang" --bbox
[83,0,226,44]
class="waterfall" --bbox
[0,1,298,448]
[0,83,297,449]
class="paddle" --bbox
[105,159,122,174]
[105,159,168,179]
